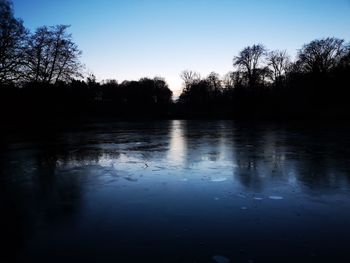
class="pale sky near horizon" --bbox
[12,0,350,96]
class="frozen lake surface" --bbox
[1,120,350,262]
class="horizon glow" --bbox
[12,0,350,96]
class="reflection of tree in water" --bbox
[0,130,128,261]
[0,142,83,261]
[232,124,272,191]
[56,148,121,167]
[232,124,295,191]
[34,148,83,219]
[287,126,350,191]
[231,123,350,192]
[0,129,121,261]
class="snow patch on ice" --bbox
[269,196,284,200]
[211,177,228,182]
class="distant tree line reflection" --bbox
[1,0,350,121]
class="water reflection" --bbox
[167,120,186,166]
[1,121,350,262]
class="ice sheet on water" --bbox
[253,197,264,200]
[212,255,230,263]
[269,196,284,200]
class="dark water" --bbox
[1,120,350,262]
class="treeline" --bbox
[1,77,173,121]
[1,0,350,122]
[178,40,350,119]
[0,0,173,120]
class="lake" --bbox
[1,120,350,262]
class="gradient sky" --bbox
[12,0,350,95]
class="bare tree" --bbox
[0,0,27,84]
[181,70,200,85]
[180,70,201,92]
[24,25,82,83]
[267,50,290,83]
[297,37,349,73]
[233,44,267,86]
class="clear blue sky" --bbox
[12,0,350,95]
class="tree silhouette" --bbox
[207,72,222,96]
[267,50,290,84]
[23,25,82,83]
[233,44,268,87]
[297,37,349,74]
[180,70,200,94]
[0,0,27,84]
